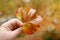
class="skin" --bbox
[0,19,23,40]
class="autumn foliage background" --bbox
[0,0,60,40]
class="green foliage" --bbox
[44,36,53,40]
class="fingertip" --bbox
[16,19,23,27]
[11,27,24,37]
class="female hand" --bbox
[0,19,23,40]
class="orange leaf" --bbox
[16,7,42,35]
[29,16,42,25]
[23,23,34,34]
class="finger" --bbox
[11,27,23,38]
[1,19,23,30]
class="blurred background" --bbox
[0,0,60,40]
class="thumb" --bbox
[11,27,23,38]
